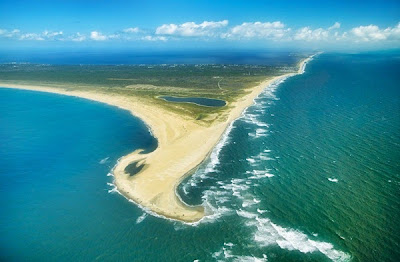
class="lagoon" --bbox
[160,96,226,107]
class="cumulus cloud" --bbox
[1,21,399,47]
[16,30,64,41]
[223,21,289,40]
[329,22,341,30]
[142,35,167,41]
[155,20,228,37]
[43,30,63,38]
[350,23,400,42]
[294,27,330,41]
[19,33,44,41]
[123,27,140,33]
[90,31,108,41]
[293,22,343,41]
[70,32,86,42]
[0,28,21,38]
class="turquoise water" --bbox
[160,96,226,107]
[1,53,399,261]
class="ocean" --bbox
[1,52,399,261]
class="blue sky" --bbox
[0,0,399,50]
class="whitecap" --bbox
[257,208,268,214]
[246,170,275,179]
[212,245,267,262]
[236,210,258,219]
[246,158,256,164]
[248,216,350,262]
[136,213,148,224]
[253,198,261,204]
[99,157,109,164]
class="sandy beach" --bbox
[0,55,313,222]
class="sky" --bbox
[0,0,399,51]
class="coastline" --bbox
[0,55,314,222]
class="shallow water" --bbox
[1,52,399,261]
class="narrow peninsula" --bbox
[0,55,314,222]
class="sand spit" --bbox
[0,55,314,222]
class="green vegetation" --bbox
[0,60,303,123]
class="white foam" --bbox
[242,114,270,128]
[328,178,339,183]
[136,213,148,224]
[253,198,261,204]
[257,208,268,214]
[212,245,267,262]
[246,158,256,164]
[247,216,350,262]
[242,199,256,207]
[220,182,249,192]
[204,121,235,174]
[249,127,270,138]
[99,157,109,164]
[107,182,118,194]
[181,120,237,191]
[257,152,274,161]
[191,205,232,226]
[246,170,275,179]
[237,210,258,219]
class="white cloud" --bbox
[223,21,289,40]
[90,31,107,41]
[155,20,228,37]
[123,27,139,33]
[43,30,63,38]
[18,30,64,41]
[142,35,167,41]
[350,23,400,42]
[70,32,86,42]
[328,22,341,30]
[19,33,44,41]
[294,27,330,41]
[0,28,21,38]
[1,21,399,47]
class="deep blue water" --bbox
[1,52,399,262]
[160,96,226,107]
[179,53,400,261]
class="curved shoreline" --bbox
[0,55,314,222]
